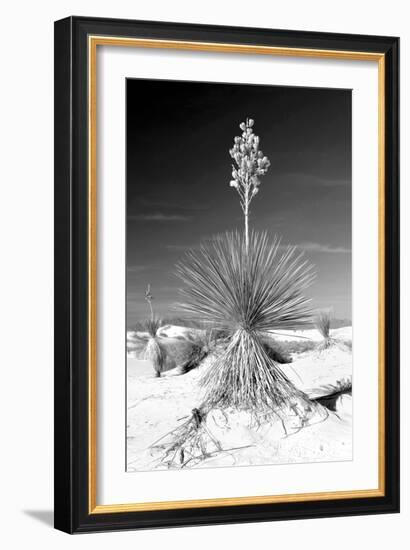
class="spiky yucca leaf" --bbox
[201,328,309,411]
[177,230,315,333]
[144,318,162,338]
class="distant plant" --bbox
[145,284,154,320]
[278,338,317,355]
[261,337,293,365]
[160,316,205,330]
[316,310,335,350]
[132,310,216,376]
[140,285,166,377]
[179,328,218,374]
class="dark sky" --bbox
[126,79,352,328]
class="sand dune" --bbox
[127,326,352,472]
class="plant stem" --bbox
[244,184,249,253]
[245,206,249,252]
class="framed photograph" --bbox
[54,16,399,533]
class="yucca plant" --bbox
[316,310,334,350]
[153,119,317,467]
[134,285,167,377]
[134,292,211,376]
[177,230,314,411]
[143,318,165,377]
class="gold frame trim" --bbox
[88,36,386,514]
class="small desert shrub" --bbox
[212,328,231,342]
[160,316,205,329]
[132,320,149,333]
[178,329,217,373]
[144,336,165,377]
[131,285,170,377]
[142,319,165,377]
[279,339,317,355]
[261,337,293,364]
[158,338,202,373]
[316,310,334,350]
[132,329,213,376]
[314,378,352,411]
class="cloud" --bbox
[129,213,191,222]
[297,242,351,254]
[139,197,210,212]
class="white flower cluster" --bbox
[229,118,270,213]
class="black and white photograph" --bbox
[0,0,403,541]
[126,78,353,472]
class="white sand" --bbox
[267,326,352,343]
[127,327,352,472]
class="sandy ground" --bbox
[267,326,352,342]
[127,326,352,472]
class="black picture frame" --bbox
[54,15,399,534]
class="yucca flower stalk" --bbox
[145,283,154,321]
[229,118,270,251]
